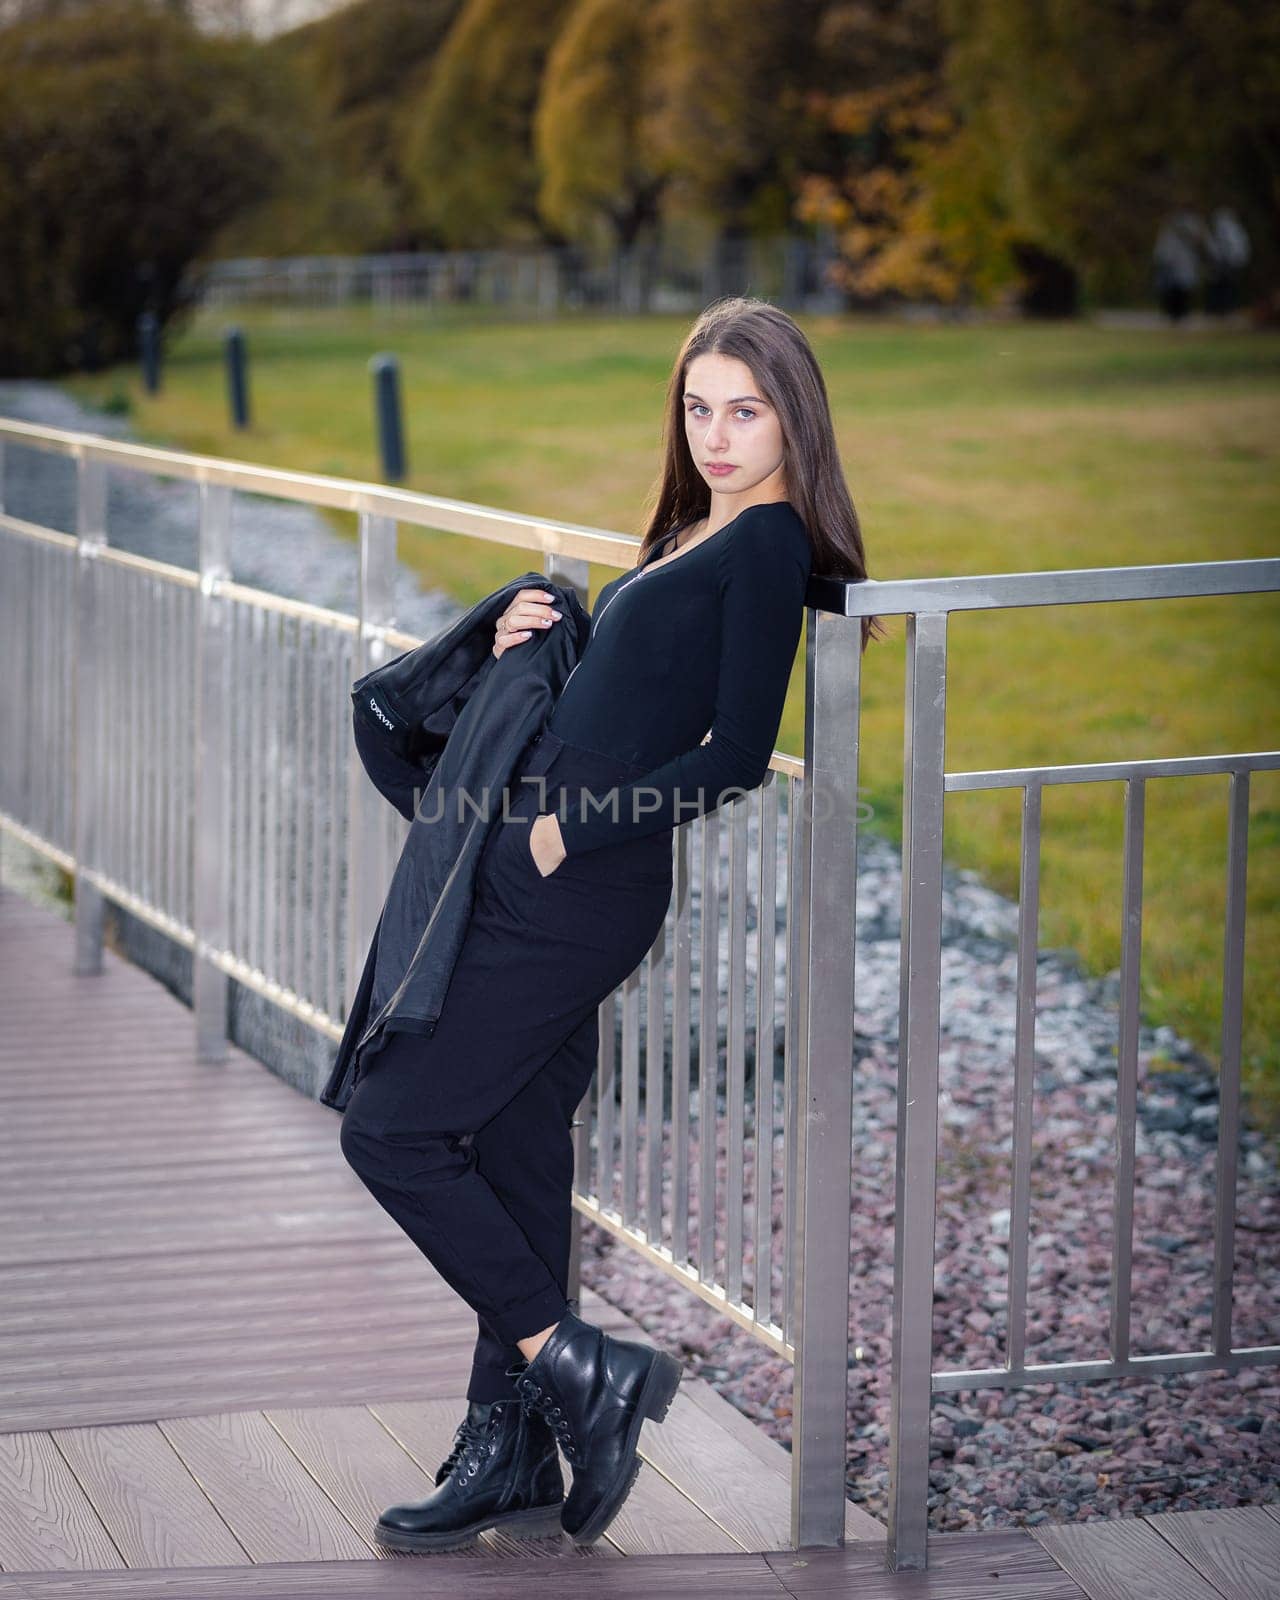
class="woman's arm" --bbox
[554,507,812,857]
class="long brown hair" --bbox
[636,295,887,652]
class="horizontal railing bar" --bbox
[947,750,1280,791]
[573,1194,795,1360]
[91,542,200,592]
[0,418,665,571]
[813,557,1280,617]
[0,512,76,552]
[78,866,193,950]
[208,946,344,1041]
[933,1343,1280,1390]
[0,812,76,875]
[220,577,359,634]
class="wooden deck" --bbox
[1,882,1276,1598]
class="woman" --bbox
[339,295,882,1554]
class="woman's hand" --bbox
[529,812,566,877]
[493,588,563,660]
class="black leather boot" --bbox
[373,1394,565,1552]
[511,1308,683,1544]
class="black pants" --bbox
[339,729,673,1404]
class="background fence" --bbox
[184,231,847,319]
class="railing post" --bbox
[345,512,399,1013]
[193,481,233,1060]
[790,601,862,1548]
[886,608,949,1571]
[72,453,108,975]
[544,547,591,1309]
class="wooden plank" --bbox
[678,1375,884,1544]
[0,1139,342,1178]
[633,1385,792,1552]
[765,1528,1086,1596]
[0,1292,459,1351]
[0,1139,339,1177]
[0,1257,455,1326]
[0,1353,490,1433]
[49,1422,248,1568]
[0,1223,409,1270]
[365,1397,618,1561]
[1,1191,392,1232]
[1142,1506,1280,1600]
[0,1237,414,1297]
[0,1430,124,1573]
[260,1402,597,1566]
[0,1289,476,1356]
[596,1453,744,1558]
[156,1411,373,1563]
[0,1108,324,1137]
[0,1153,341,1196]
[0,1550,789,1597]
[0,1316,480,1387]
[0,1060,271,1091]
[1031,1516,1225,1600]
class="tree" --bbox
[790,0,1023,309]
[400,0,575,248]
[281,0,462,250]
[646,0,822,237]
[533,0,667,256]
[0,0,289,375]
[938,0,1280,304]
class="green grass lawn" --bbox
[64,305,1280,1140]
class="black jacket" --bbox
[318,571,591,1112]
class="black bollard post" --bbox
[370,353,407,482]
[224,325,251,430]
[138,310,161,394]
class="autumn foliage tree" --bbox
[790,0,1017,309]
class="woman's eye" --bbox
[687,404,756,420]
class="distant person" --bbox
[1204,207,1251,315]
[1153,210,1208,322]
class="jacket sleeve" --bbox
[556,509,811,857]
[351,702,430,823]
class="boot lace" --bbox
[506,1364,580,1464]
[437,1407,503,1484]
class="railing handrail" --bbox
[814,557,1280,615]
[0,417,677,574]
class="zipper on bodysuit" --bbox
[559,566,647,694]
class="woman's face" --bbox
[682,351,788,509]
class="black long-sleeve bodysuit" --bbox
[337,497,814,1396]
[545,498,813,856]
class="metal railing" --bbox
[1,414,1275,1570]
